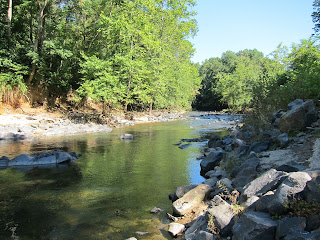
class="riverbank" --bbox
[0,103,187,141]
[164,99,320,239]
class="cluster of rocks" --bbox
[0,149,82,170]
[0,114,113,141]
[165,99,320,239]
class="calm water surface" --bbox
[0,113,236,239]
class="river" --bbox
[0,113,237,239]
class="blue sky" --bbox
[190,0,315,63]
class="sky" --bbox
[190,0,315,63]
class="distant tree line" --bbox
[0,0,200,111]
[194,0,320,122]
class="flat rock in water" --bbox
[119,133,134,139]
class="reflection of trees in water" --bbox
[0,165,82,239]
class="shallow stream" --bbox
[0,113,237,239]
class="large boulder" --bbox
[169,184,199,202]
[7,150,80,167]
[278,99,317,133]
[268,172,312,215]
[200,150,226,175]
[242,169,288,200]
[276,217,306,240]
[232,157,260,188]
[232,211,277,240]
[172,184,211,216]
[250,139,273,153]
[207,195,236,232]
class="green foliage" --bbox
[0,0,200,110]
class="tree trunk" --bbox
[28,0,48,85]
[7,0,12,44]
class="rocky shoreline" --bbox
[162,99,320,239]
[0,111,186,141]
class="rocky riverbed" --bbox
[160,99,320,240]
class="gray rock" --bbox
[255,191,275,212]
[185,215,207,240]
[172,184,211,216]
[168,223,185,237]
[0,156,9,168]
[179,143,192,149]
[243,196,260,209]
[119,133,134,139]
[207,195,236,231]
[242,169,288,200]
[232,157,260,188]
[126,238,137,240]
[250,139,273,153]
[284,228,320,240]
[302,176,320,203]
[187,231,215,240]
[150,207,162,213]
[169,184,199,202]
[232,211,277,240]
[278,99,317,133]
[208,135,222,148]
[276,217,306,240]
[7,150,81,167]
[276,164,307,173]
[203,177,219,188]
[277,133,290,148]
[306,215,320,232]
[268,172,312,215]
[200,150,226,175]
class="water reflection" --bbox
[0,114,236,239]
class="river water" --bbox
[0,113,237,239]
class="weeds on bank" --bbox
[217,181,244,215]
[207,213,219,235]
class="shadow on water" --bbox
[0,113,237,239]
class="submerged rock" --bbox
[2,150,81,169]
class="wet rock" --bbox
[172,184,211,216]
[268,172,312,215]
[119,133,134,139]
[168,223,185,237]
[150,207,163,213]
[242,169,288,200]
[0,156,9,168]
[134,231,150,236]
[276,217,306,240]
[200,150,226,175]
[179,143,191,149]
[278,99,317,133]
[232,211,277,240]
[7,150,81,167]
[166,213,178,222]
